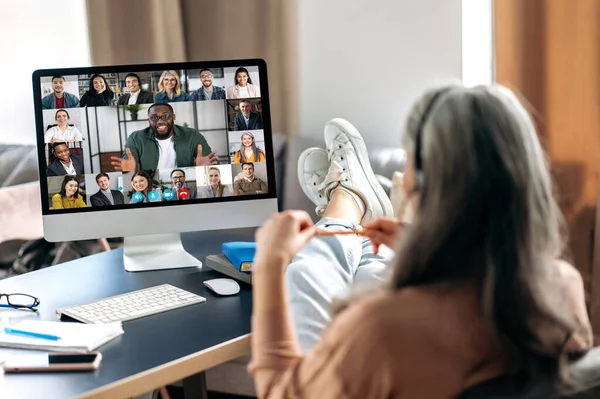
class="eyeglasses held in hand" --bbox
[149,113,172,122]
[0,293,40,312]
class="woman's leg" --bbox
[288,119,394,352]
[354,238,394,284]
[286,191,364,352]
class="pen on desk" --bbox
[3,327,61,341]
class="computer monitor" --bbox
[32,59,278,272]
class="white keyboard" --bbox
[56,284,206,324]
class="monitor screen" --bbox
[32,59,278,243]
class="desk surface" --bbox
[0,228,256,399]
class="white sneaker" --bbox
[322,118,393,223]
[297,147,329,216]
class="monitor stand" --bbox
[123,234,202,272]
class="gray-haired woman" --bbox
[248,85,593,398]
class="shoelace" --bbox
[327,134,351,165]
[316,161,345,207]
[305,169,329,215]
[313,134,354,215]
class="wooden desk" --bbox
[0,229,255,399]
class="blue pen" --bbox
[3,327,61,341]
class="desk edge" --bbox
[78,333,251,399]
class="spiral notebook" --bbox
[0,320,123,353]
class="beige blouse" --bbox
[249,263,593,399]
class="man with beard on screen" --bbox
[190,68,226,101]
[111,103,218,172]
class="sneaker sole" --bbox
[325,118,394,218]
[297,147,329,211]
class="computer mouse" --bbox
[203,278,241,296]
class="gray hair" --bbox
[336,84,581,386]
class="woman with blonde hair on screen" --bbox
[154,70,191,103]
[226,67,261,99]
[52,176,86,209]
[249,85,594,398]
[198,167,232,198]
[233,131,266,164]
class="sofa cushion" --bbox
[0,145,38,188]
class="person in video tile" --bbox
[41,76,80,109]
[47,142,85,176]
[170,169,196,200]
[233,162,267,195]
[233,131,266,163]
[79,74,114,107]
[44,109,83,143]
[198,167,232,198]
[117,73,154,105]
[129,170,157,204]
[190,69,226,101]
[154,70,191,103]
[52,176,86,209]
[226,67,261,99]
[234,100,263,131]
[111,103,218,172]
[90,173,125,207]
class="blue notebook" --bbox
[222,242,256,272]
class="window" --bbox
[0,0,90,144]
[462,0,493,87]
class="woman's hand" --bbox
[362,217,404,255]
[254,210,316,271]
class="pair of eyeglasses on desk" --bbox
[0,294,40,312]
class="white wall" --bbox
[297,0,463,147]
[1,0,90,145]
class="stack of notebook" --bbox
[204,241,255,285]
[0,320,123,353]
[205,254,252,285]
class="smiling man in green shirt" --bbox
[111,103,218,171]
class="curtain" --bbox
[495,0,600,336]
[86,0,297,137]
